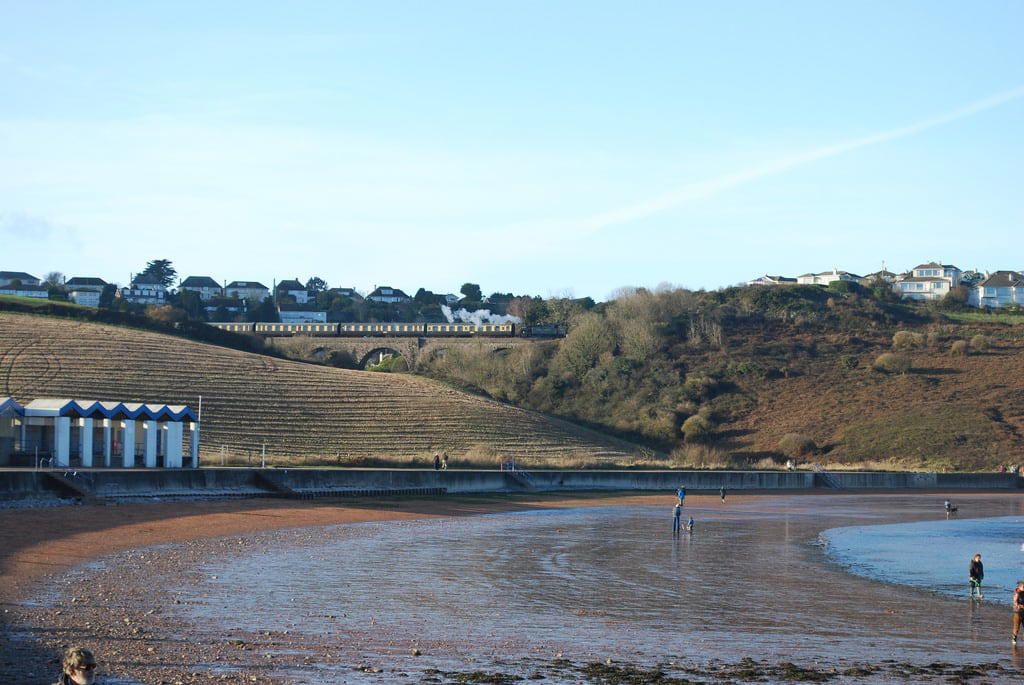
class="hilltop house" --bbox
[746,275,797,286]
[894,262,961,301]
[225,281,270,303]
[64,277,108,308]
[275,279,309,305]
[0,271,41,287]
[178,276,223,301]
[968,271,1024,309]
[367,286,411,304]
[796,270,862,286]
[278,304,327,323]
[120,274,167,305]
[860,270,898,285]
[330,287,363,301]
[0,283,48,299]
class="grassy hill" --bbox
[0,312,638,466]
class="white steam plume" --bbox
[441,305,522,325]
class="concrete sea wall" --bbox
[0,468,1020,503]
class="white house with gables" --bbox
[969,271,1024,308]
[225,281,270,303]
[746,275,797,286]
[121,273,167,305]
[367,286,411,303]
[179,276,223,301]
[894,262,961,301]
[275,279,310,305]
[796,270,862,286]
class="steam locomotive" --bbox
[207,321,567,338]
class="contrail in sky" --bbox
[570,85,1024,234]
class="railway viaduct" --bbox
[268,336,540,370]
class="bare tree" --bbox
[43,271,64,287]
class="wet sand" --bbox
[2,492,1023,683]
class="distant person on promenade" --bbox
[677,486,686,506]
[672,503,682,534]
[52,646,98,685]
[969,554,984,599]
[433,453,441,470]
[719,486,726,503]
[441,453,448,470]
[1013,581,1024,644]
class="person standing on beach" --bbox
[719,486,726,503]
[677,486,686,506]
[52,646,98,685]
[969,554,984,599]
[672,502,682,534]
[1013,581,1024,644]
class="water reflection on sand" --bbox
[169,494,1024,673]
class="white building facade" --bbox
[968,271,1024,308]
[0,284,48,298]
[894,262,961,301]
[68,288,102,307]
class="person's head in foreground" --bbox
[59,646,97,685]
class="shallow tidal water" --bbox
[155,494,1024,680]
[822,515,1024,600]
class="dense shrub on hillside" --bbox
[970,334,990,351]
[778,433,816,458]
[873,352,911,375]
[950,340,969,356]
[891,330,924,349]
[681,414,714,442]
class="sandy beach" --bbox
[2,491,1023,683]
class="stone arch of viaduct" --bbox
[269,337,533,370]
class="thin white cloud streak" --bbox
[557,85,1024,237]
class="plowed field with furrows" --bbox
[0,313,634,462]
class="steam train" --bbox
[207,321,567,338]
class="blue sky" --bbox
[2,1,1021,299]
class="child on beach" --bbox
[969,554,984,599]
[1013,581,1024,645]
[686,517,695,533]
